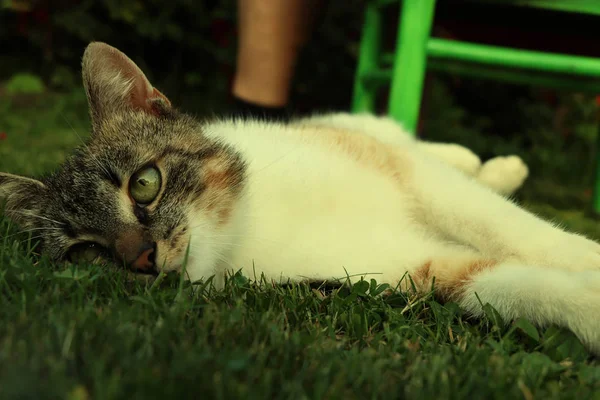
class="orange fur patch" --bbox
[299,126,412,185]
[412,260,432,289]
[440,259,497,301]
[198,154,240,226]
[203,157,232,187]
[411,258,497,301]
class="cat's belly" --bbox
[194,119,434,286]
[222,151,431,285]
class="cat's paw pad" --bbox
[477,155,529,195]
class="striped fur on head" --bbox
[0,42,247,273]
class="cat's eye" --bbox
[129,166,162,205]
[67,242,107,264]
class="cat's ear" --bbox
[0,173,47,228]
[81,42,172,127]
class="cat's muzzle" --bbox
[114,229,158,274]
[130,242,157,273]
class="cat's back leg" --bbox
[418,143,529,195]
[293,112,484,175]
[407,150,600,273]
[381,238,600,357]
[292,116,600,273]
[476,155,529,196]
[411,250,600,357]
[286,120,599,275]
[416,142,482,177]
[294,112,527,195]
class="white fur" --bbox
[183,112,600,355]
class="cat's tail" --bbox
[412,257,600,355]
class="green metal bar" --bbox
[351,3,383,114]
[380,53,397,66]
[427,38,600,77]
[472,0,600,16]
[427,60,600,93]
[361,69,394,86]
[362,62,600,93]
[387,0,437,133]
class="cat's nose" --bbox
[131,242,157,272]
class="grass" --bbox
[2,88,600,399]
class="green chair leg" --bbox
[351,2,383,114]
[387,0,437,134]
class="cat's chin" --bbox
[128,271,158,284]
[155,240,190,273]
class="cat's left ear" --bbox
[0,173,47,228]
[81,42,172,128]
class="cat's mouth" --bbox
[65,233,189,276]
[126,241,158,273]
[66,240,161,276]
[132,266,159,276]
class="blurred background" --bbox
[1,0,600,233]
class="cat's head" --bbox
[0,42,246,276]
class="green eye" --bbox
[129,166,162,204]
[67,242,106,264]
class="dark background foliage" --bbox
[1,0,600,209]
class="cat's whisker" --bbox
[186,222,211,231]
[186,238,246,251]
[181,248,239,276]
[17,235,45,245]
[6,227,64,241]
[1,229,62,243]
[250,147,302,176]
[212,251,241,274]
[9,211,65,226]
[14,226,62,233]
[199,233,285,246]
[192,231,278,245]
[189,240,246,248]
[189,236,326,263]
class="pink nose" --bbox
[132,247,155,271]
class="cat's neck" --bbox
[187,182,252,288]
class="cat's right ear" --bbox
[0,173,47,228]
[81,42,172,128]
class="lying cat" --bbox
[2,42,600,355]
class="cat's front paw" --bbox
[562,278,600,356]
[477,155,529,195]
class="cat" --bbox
[2,42,600,356]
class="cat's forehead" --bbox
[90,110,197,146]
[86,111,203,164]
[44,153,122,222]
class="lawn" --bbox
[1,86,600,400]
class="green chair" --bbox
[351,0,600,213]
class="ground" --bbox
[1,87,600,399]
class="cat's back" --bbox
[203,117,414,186]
